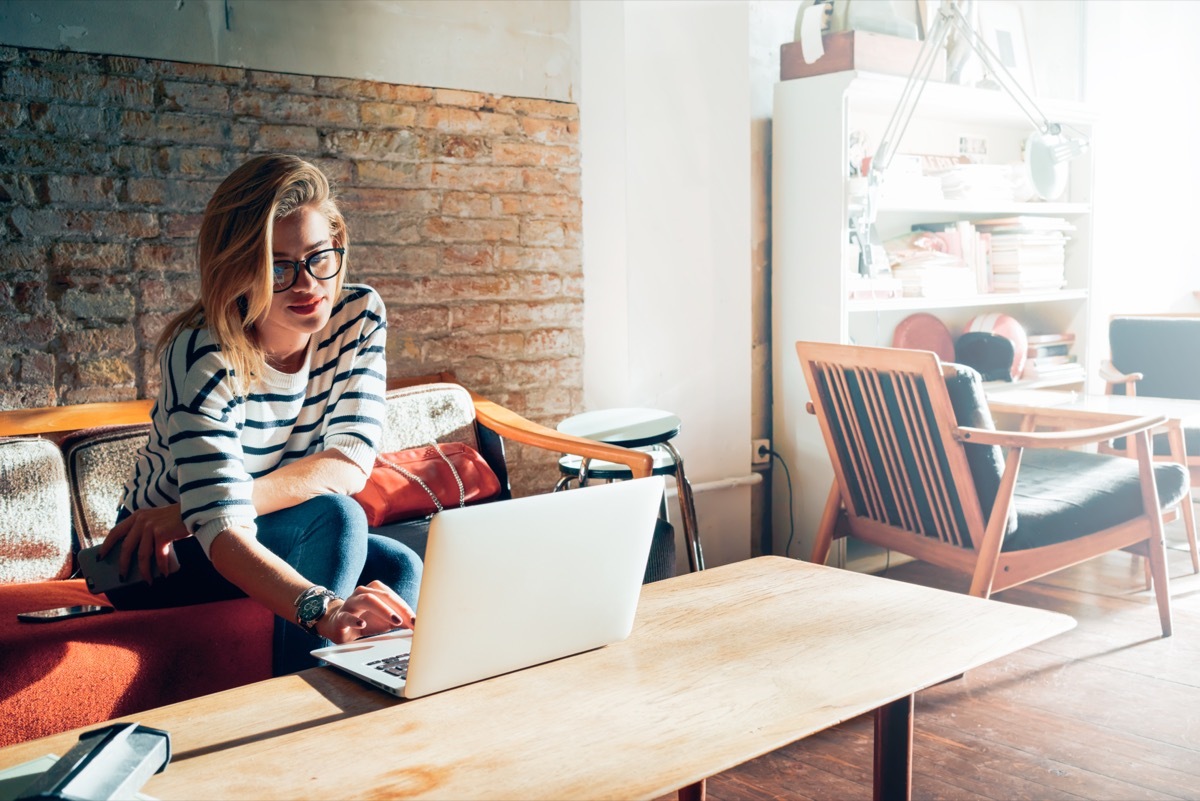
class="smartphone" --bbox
[77,543,180,595]
[17,605,115,623]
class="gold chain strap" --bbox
[376,442,466,514]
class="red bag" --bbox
[353,441,502,526]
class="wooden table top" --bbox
[0,557,1074,800]
[989,389,1200,426]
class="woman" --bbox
[100,154,419,675]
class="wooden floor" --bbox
[679,530,1200,801]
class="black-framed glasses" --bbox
[272,247,345,292]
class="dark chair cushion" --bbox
[1003,450,1189,551]
[955,332,1015,383]
[943,363,1016,541]
[1110,317,1200,400]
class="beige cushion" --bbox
[61,425,151,550]
[379,383,479,453]
[0,437,73,583]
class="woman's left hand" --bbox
[317,580,415,643]
[99,504,190,585]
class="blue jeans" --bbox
[107,495,423,675]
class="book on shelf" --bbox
[1027,342,1072,359]
[1022,360,1086,382]
[1025,353,1075,367]
[1026,332,1076,346]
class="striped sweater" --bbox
[120,284,388,557]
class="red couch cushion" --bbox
[0,579,273,747]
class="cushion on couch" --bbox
[0,437,74,583]
[379,382,480,452]
[61,424,151,550]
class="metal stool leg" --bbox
[661,441,704,571]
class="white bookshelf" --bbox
[770,70,1097,570]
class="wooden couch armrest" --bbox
[0,399,154,437]
[469,394,654,479]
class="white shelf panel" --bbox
[847,289,1089,313]
[877,201,1091,216]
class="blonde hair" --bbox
[157,154,349,393]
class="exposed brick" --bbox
[0,386,57,411]
[349,244,438,276]
[521,218,581,248]
[316,78,433,104]
[360,102,418,129]
[132,244,193,272]
[500,301,581,329]
[433,89,498,109]
[494,96,577,119]
[123,178,168,205]
[422,216,519,244]
[17,350,55,384]
[249,71,315,93]
[441,245,496,273]
[166,180,218,212]
[60,327,137,354]
[429,164,522,193]
[174,146,230,177]
[424,332,526,364]
[443,192,496,218]
[160,80,230,113]
[119,111,227,145]
[498,246,582,274]
[101,55,151,76]
[140,277,198,313]
[524,327,581,358]
[433,135,491,162]
[448,303,501,332]
[324,128,421,161]
[498,193,581,219]
[416,106,518,137]
[28,102,105,138]
[338,187,438,215]
[351,215,422,246]
[0,101,25,129]
[233,91,358,127]
[387,305,451,336]
[45,175,117,206]
[356,160,432,188]
[521,167,581,195]
[520,116,579,145]
[255,124,321,153]
[12,208,158,240]
[492,141,576,168]
[161,213,205,239]
[62,287,136,320]
[61,385,139,404]
[51,243,128,270]
[156,61,245,85]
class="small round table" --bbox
[555,408,704,572]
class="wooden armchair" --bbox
[796,341,1186,637]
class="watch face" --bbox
[299,594,328,624]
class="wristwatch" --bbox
[294,585,340,633]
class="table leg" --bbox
[874,694,914,801]
[1166,423,1200,574]
[678,779,706,801]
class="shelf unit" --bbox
[771,70,1097,570]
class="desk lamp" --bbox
[854,0,1090,275]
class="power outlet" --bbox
[752,439,771,465]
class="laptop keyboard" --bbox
[368,653,410,680]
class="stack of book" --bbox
[974,217,1075,293]
[1022,332,1085,383]
[907,220,993,293]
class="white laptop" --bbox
[312,475,665,699]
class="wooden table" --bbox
[0,557,1073,801]
[989,389,1200,573]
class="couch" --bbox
[0,373,661,747]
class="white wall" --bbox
[1085,0,1200,355]
[579,0,752,569]
[0,0,577,102]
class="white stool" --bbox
[555,408,704,572]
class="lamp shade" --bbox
[1025,131,1088,201]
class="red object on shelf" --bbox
[966,313,1029,379]
[892,312,955,362]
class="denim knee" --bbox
[364,534,423,610]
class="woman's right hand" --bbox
[99,504,190,585]
[317,580,416,643]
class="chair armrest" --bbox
[1099,359,1142,388]
[469,394,654,479]
[955,413,1168,450]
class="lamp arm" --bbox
[942,4,1059,136]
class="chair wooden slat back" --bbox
[797,341,987,551]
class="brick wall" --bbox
[0,46,583,494]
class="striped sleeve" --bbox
[163,328,256,556]
[317,285,388,474]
